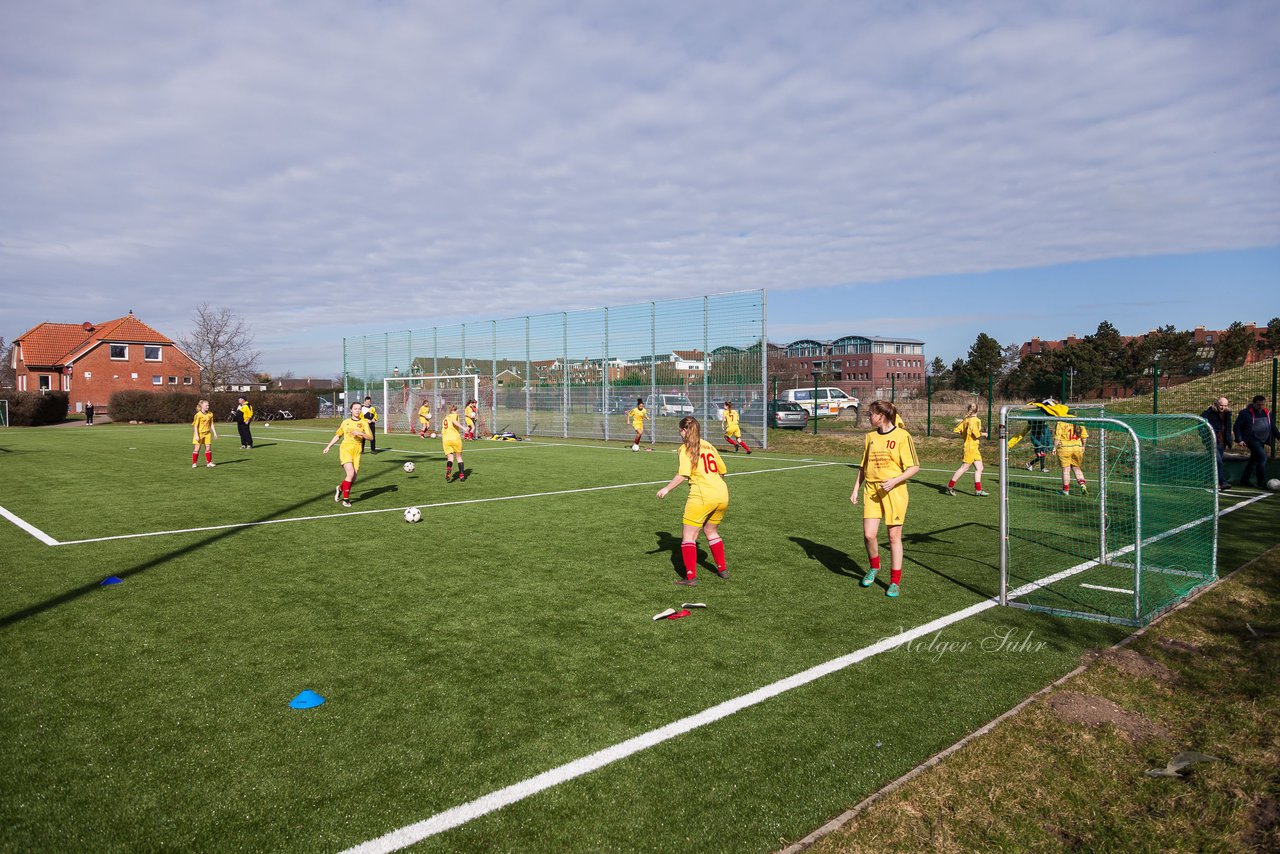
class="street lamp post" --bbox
[811,368,821,435]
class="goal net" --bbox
[382,375,481,436]
[999,407,1217,626]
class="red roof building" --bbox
[11,312,202,413]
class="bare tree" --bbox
[178,304,262,393]
[0,337,14,389]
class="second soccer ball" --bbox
[403,507,422,523]
[403,461,416,473]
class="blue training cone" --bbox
[100,576,122,586]
[290,690,325,710]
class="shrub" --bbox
[5,392,69,426]
[107,391,321,423]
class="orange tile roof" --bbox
[16,315,177,366]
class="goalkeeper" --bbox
[1007,399,1064,471]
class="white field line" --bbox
[0,505,60,546]
[1080,583,1134,594]
[44,461,844,547]
[341,490,1274,854]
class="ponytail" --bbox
[868,399,899,425]
[679,416,702,461]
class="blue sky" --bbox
[2,1,1278,375]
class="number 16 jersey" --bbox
[677,440,729,506]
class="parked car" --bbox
[646,393,695,417]
[781,387,860,418]
[740,400,810,430]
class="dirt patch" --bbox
[1244,794,1280,851]
[1154,637,1204,656]
[1091,648,1180,683]
[1047,691,1170,741]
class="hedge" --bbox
[108,391,322,423]
[4,392,70,426]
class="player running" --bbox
[191,399,218,468]
[850,400,920,598]
[324,403,373,507]
[722,401,752,454]
[1054,418,1089,496]
[464,399,478,440]
[945,402,988,496]
[657,416,730,586]
[442,404,467,482]
[417,400,433,438]
[626,397,649,451]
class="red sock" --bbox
[1063,484,1070,493]
[192,451,198,463]
[1078,479,1086,487]
[947,480,956,488]
[681,542,697,579]
[205,451,212,463]
[341,480,351,498]
[708,538,726,571]
[890,568,902,585]
[739,441,752,452]
[870,555,881,570]
[975,481,982,491]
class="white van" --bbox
[646,393,695,417]
[782,387,860,417]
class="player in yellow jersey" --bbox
[722,401,753,454]
[657,416,730,585]
[191,399,218,468]
[625,398,649,451]
[946,402,988,496]
[441,404,467,482]
[1053,419,1089,496]
[323,402,373,507]
[464,399,478,440]
[416,400,433,438]
[850,400,920,598]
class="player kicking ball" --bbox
[441,404,467,482]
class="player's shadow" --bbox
[647,531,715,580]
[0,462,404,630]
[208,459,250,466]
[789,537,861,579]
[246,442,276,449]
[358,484,399,500]
[900,521,1000,599]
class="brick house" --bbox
[771,335,928,398]
[10,312,201,413]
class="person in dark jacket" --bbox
[1201,397,1234,490]
[1233,395,1280,489]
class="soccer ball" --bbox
[1267,478,1280,492]
[403,506,422,523]
[403,461,416,473]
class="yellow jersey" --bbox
[953,415,982,456]
[417,404,431,421]
[237,403,253,423]
[627,406,648,428]
[362,404,378,423]
[859,426,918,483]
[723,410,740,433]
[677,440,728,505]
[335,417,370,451]
[464,404,477,423]
[192,411,214,437]
[1055,421,1087,447]
[442,412,462,440]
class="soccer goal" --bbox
[382,375,480,436]
[999,407,1218,627]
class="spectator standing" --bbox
[85,401,94,427]
[1200,397,1234,491]
[362,396,379,452]
[1234,395,1280,489]
[235,397,254,449]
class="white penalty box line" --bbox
[16,460,844,547]
[342,488,1274,854]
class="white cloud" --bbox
[2,0,1277,371]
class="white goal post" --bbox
[382,375,481,435]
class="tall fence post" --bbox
[1272,356,1278,459]
[524,317,531,436]
[491,320,497,435]
[650,302,657,445]
[987,372,994,434]
[702,296,710,424]
[1061,370,1067,404]
[603,308,610,442]
[926,374,932,436]
[562,312,569,439]
[1153,364,1160,415]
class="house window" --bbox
[168,376,178,385]
[83,371,92,378]
[144,345,162,361]
[110,344,128,360]
[183,377,193,385]
[152,375,162,385]
[39,374,52,390]
[131,373,138,380]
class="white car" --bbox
[647,394,695,417]
[781,387,860,418]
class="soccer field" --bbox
[1,422,1275,851]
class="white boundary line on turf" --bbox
[42,461,844,547]
[340,489,1274,854]
[1080,583,1134,594]
[0,505,60,546]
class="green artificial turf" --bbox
[0,421,1274,851]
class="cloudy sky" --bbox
[3,0,1278,375]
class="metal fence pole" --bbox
[650,302,657,445]
[491,320,497,434]
[987,372,994,434]
[926,374,933,436]
[761,290,769,450]
[524,316,531,436]
[603,307,610,442]
[562,312,569,439]
[703,296,710,424]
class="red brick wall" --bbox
[18,342,201,413]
